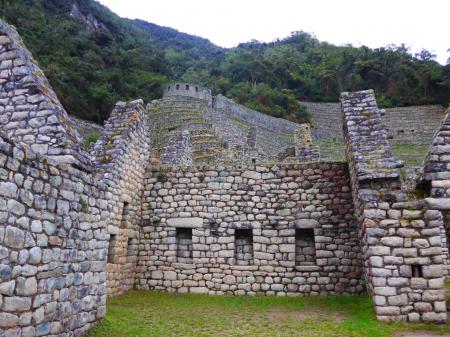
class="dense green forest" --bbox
[0,0,449,124]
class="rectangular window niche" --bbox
[127,237,134,263]
[235,229,254,265]
[295,228,316,266]
[176,228,193,263]
[107,234,118,264]
[121,202,130,229]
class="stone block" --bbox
[3,296,31,312]
[167,217,203,228]
[190,287,208,294]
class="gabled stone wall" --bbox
[341,90,447,323]
[422,107,450,199]
[92,100,150,296]
[421,107,450,277]
[0,133,108,336]
[0,21,91,171]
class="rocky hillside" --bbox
[0,0,448,124]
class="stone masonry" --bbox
[295,124,320,162]
[92,100,150,296]
[304,101,445,145]
[0,21,91,172]
[0,132,108,337]
[1,18,449,337]
[137,163,362,296]
[0,20,149,336]
[341,90,447,323]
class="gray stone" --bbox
[3,296,31,311]
[15,277,37,296]
[4,226,24,249]
[0,182,17,198]
[0,313,18,328]
[167,217,203,228]
[28,247,41,265]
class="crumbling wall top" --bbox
[341,90,403,181]
[0,20,91,170]
[92,99,149,178]
[422,107,450,198]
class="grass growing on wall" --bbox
[88,291,450,337]
[391,144,429,167]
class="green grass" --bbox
[445,282,450,301]
[315,140,431,169]
[88,291,450,337]
[317,139,346,162]
[391,144,429,168]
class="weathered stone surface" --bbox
[167,217,203,228]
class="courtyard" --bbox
[87,288,450,337]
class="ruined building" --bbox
[0,19,449,337]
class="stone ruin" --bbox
[0,19,449,336]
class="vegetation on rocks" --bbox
[1,0,449,124]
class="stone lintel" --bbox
[294,219,319,229]
[167,217,204,228]
[425,198,450,210]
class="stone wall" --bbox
[0,133,108,336]
[148,96,221,164]
[0,21,91,171]
[2,16,449,335]
[383,106,446,145]
[136,163,363,296]
[422,107,450,199]
[161,130,193,166]
[421,107,450,275]
[215,95,298,135]
[341,90,447,323]
[304,101,445,145]
[92,100,150,296]
[294,124,320,162]
[302,102,343,141]
[164,83,213,102]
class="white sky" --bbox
[97,0,450,64]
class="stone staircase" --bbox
[148,96,223,164]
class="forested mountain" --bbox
[0,0,449,124]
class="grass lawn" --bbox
[88,291,450,337]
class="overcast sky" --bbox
[98,0,450,64]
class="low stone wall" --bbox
[136,163,363,296]
[0,133,108,336]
